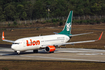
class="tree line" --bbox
[0,0,105,21]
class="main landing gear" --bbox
[33,50,38,53]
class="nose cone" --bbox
[11,44,15,50]
[11,44,18,51]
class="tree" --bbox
[4,3,16,21]
[0,0,104,21]
[24,2,33,20]
[0,6,5,21]
[16,4,26,20]
[21,11,27,20]
[91,3,102,15]
[32,0,46,19]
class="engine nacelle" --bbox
[45,46,56,53]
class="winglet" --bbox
[1,31,14,43]
[2,31,5,40]
[98,32,103,41]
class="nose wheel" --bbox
[14,51,20,54]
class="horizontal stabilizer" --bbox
[53,32,58,34]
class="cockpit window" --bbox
[13,43,19,44]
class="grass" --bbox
[0,61,105,70]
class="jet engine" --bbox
[45,46,55,53]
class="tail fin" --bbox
[59,11,73,35]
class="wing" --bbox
[2,31,15,43]
[70,32,93,37]
[61,32,103,45]
[41,32,103,48]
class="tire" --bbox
[33,50,38,53]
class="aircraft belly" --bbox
[14,45,40,51]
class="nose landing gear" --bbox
[14,51,20,54]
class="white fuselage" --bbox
[11,34,70,52]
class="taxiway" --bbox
[0,47,105,62]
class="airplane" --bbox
[2,11,103,54]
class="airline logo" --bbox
[66,23,71,31]
[26,39,40,46]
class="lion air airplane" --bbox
[2,11,103,54]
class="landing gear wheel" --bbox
[49,51,54,53]
[14,51,17,53]
[33,50,38,53]
[14,51,19,54]
[14,51,20,54]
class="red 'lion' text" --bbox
[26,39,40,46]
